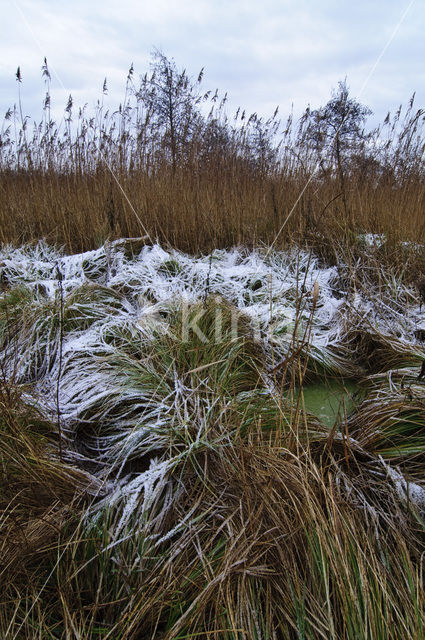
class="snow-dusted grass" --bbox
[1,238,423,381]
[1,239,425,639]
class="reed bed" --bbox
[1,56,425,263]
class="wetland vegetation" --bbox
[1,53,425,639]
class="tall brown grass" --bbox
[1,56,424,259]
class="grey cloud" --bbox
[1,0,424,131]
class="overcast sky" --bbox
[1,0,423,131]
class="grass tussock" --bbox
[1,389,425,639]
[0,283,130,382]
[1,289,425,637]
[347,379,425,477]
[0,385,99,586]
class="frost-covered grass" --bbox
[1,239,425,639]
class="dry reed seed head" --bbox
[312,281,319,305]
